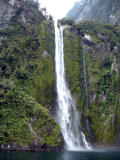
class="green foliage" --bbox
[63,20,120,144]
[0,85,34,146]
[0,9,61,147]
[32,104,61,146]
[63,29,84,110]
[58,18,75,26]
[75,21,120,49]
[31,21,55,107]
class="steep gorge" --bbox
[1,0,120,150]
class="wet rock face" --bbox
[0,0,44,30]
[0,0,15,29]
[42,51,48,58]
[82,34,111,68]
[83,38,96,47]
[0,0,25,29]
[63,20,120,145]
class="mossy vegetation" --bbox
[63,29,83,108]
[1,0,120,148]
[0,1,62,148]
[63,20,120,145]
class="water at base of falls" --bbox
[54,20,91,151]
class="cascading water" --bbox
[54,20,91,151]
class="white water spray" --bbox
[9,0,15,6]
[54,20,91,151]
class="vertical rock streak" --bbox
[83,45,88,107]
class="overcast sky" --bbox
[38,0,79,19]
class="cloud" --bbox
[38,0,79,18]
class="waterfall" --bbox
[54,20,91,151]
[83,44,93,140]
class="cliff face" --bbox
[1,0,120,150]
[63,20,120,145]
[0,0,63,150]
[0,0,45,30]
[0,0,15,29]
[66,0,120,25]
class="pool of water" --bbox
[0,150,120,160]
